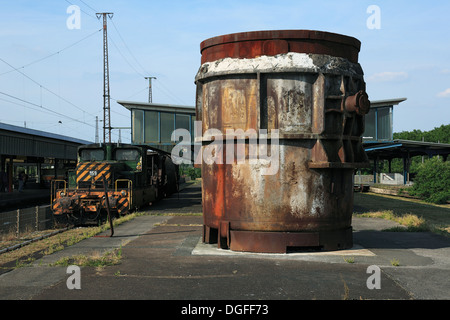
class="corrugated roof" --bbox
[0,122,92,145]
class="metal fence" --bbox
[0,205,54,237]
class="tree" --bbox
[394,124,450,144]
[408,157,450,204]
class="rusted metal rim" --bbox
[228,228,354,253]
[200,30,361,64]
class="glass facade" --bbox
[176,114,190,132]
[363,106,393,141]
[144,111,159,143]
[377,107,392,141]
[132,110,144,144]
[160,112,174,143]
[131,108,195,149]
[363,109,376,140]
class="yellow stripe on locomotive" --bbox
[51,143,178,225]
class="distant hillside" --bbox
[394,124,450,144]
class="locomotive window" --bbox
[115,149,141,161]
[80,149,105,161]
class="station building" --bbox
[117,100,196,154]
[0,122,91,192]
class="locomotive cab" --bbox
[51,143,176,225]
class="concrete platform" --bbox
[0,182,449,309]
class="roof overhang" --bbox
[0,122,91,145]
[117,100,195,115]
[364,139,450,159]
[369,98,407,108]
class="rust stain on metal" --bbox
[200,30,361,64]
[196,30,370,253]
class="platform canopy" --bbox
[360,97,450,184]
[364,139,450,160]
[0,122,91,160]
[363,139,450,184]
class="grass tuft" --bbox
[354,192,450,236]
[355,210,429,232]
[52,246,123,269]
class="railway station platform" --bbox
[0,181,449,310]
[1,122,90,212]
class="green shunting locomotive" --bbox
[51,143,179,225]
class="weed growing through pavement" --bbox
[52,245,123,269]
[390,258,400,267]
[354,210,428,232]
[343,256,355,263]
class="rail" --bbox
[0,226,68,255]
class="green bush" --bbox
[409,157,450,204]
[179,164,201,180]
[188,167,201,180]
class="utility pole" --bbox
[96,12,113,143]
[145,76,156,103]
[95,116,99,143]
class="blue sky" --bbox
[0,0,449,143]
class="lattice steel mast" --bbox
[145,76,156,103]
[96,12,113,143]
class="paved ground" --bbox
[0,181,449,308]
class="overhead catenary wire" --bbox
[153,80,189,105]
[0,90,94,127]
[0,2,126,142]
[77,2,187,106]
[78,0,97,13]
[110,19,150,76]
[72,1,188,106]
[107,23,188,105]
[0,57,98,119]
[108,35,146,78]
[77,0,150,77]
[0,90,124,141]
[64,0,97,19]
[0,96,60,119]
[0,28,102,76]
[1,3,184,143]
[61,3,134,142]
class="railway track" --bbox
[0,201,81,264]
[0,219,102,274]
[0,227,69,255]
[1,205,127,270]
[1,181,197,267]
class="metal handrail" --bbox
[50,179,67,205]
[115,179,132,208]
